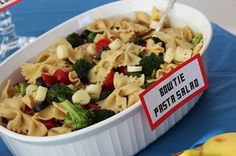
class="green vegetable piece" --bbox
[100,89,112,99]
[150,69,156,79]
[126,72,142,77]
[73,59,95,83]
[191,33,203,46]
[62,100,95,130]
[66,33,84,48]
[140,53,164,77]
[90,94,100,102]
[17,82,27,96]
[143,81,154,89]
[91,109,116,123]
[47,84,74,102]
[87,32,97,43]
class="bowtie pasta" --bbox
[0,7,203,136]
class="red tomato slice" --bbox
[85,102,101,110]
[24,106,34,116]
[119,66,127,74]
[42,73,57,85]
[41,119,57,129]
[53,69,70,85]
[103,71,115,90]
[95,38,111,52]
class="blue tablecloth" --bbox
[1,0,236,155]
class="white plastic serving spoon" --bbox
[153,0,176,35]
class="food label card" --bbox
[139,54,208,130]
[0,0,20,11]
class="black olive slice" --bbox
[33,100,50,113]
[36,77,46,87]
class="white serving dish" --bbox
[0,0,212,155]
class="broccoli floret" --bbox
[192,33,203,46]
[92,109,116,123]
[17,82,27,96]
[140,53,163,77]
[62,100,95,130]
[73,59,95,83]
[86,32,97,43]
[62,100,115,129]
[66,33,84,48]
[47,84,74,102]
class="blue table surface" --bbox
[1,0,236,155]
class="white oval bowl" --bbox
[0,0,212,155]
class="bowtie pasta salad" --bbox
[0,7,203,136]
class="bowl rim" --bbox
[0,0,212,143]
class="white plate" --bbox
[0,0,212,155]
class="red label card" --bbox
[139,54,208,130]
[0,0,21,11]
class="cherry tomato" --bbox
[24,106,34,116]
[42,73,57,85]
[95,38,111,52]
[53,69,70,85]
[85,102,101,110]
[119,66,127,74]
[41,119,56,129]
[103,70,115,90]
